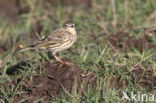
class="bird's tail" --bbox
[17,46,33,53]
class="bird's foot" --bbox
[56,58,73,66]
[56,57,65,64]
[52,53,73,66]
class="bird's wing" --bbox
[31,28,68,49]
[46,27,67,41]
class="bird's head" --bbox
[63,20,75,28]
[63,21,76,34]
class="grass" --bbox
[0,0,156,103]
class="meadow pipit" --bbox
[18,21,77,64]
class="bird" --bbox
[18,20,77,64]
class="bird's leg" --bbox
[52,52,64,64]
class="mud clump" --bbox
[3,59,96,103]
[132,66,156,91]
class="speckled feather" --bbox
[18,21,77,53]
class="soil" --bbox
[108,32,156,52]
[2,59,155,103]
[132,66,156,91]
[3,59,96,103]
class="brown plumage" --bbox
[18,21,77,64]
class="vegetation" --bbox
[0,0,156,103]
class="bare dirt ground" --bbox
[3,59,96,102]
[2,57,155,102]
[108,31,156,52]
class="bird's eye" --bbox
[71,25,74,28]
[65,24,68,27]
